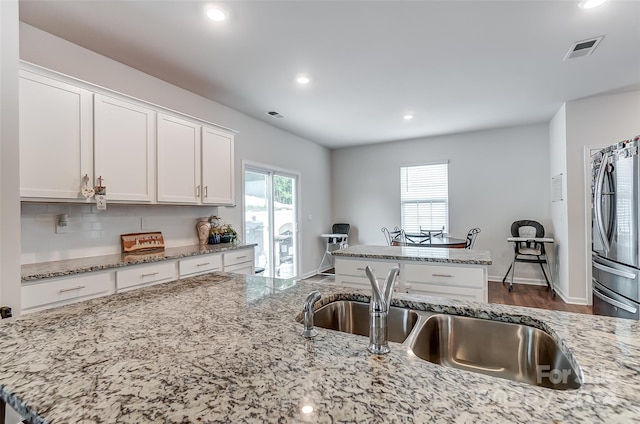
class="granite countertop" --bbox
[332,244,492,265]
[1,273,639,423]
[21,243,256,281]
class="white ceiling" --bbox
[19,0,640,149]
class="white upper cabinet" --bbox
[94,94,155,202]
[202,126,235,205]
[19,70,93,199]
[157,113,202,204]
[19,63,237,205]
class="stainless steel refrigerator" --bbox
[592,135,640,320]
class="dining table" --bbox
[398,233,468,248]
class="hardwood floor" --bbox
[303,274,593,315]
[488,281,592,314]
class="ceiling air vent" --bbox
[267,111,284,118]
[564,36,604,60]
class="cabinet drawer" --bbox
[404,263,485,288]
[224,262,254,275]
[116,262,176,291]
[223,249,254,267]
[22,272,114,313]
[179,254,222,277]
[335,258,399,279]
[407,282,486,302]
[335,275,401,292]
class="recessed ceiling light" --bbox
[403,114,414,121]
[578,0,608,9]
[206,7,228,22]
[296,74,311,85]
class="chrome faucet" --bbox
[301,291,322,338]
[365,266,400,354]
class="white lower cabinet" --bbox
[403,262,487,302]
[22,248,256,314]
[179,253,223,278]
[21,271,115,314]
[223,248,255,275]
[116,261,177,292]
[334,257,488,302]
[335,258,400,290]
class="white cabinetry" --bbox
[157,113,202,204]
[21,271,115,314]
[157,117,236,205]
[19,70,93,199]
[19,63,237,206]
[115,261,177,292]
[94,94,155,202]
[334,257,488,302]
[179,253,223,278]
[223,248,255,275]
[403,262,487,302]
[335,258,400,290]
[202,126,235,205]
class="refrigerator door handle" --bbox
[593,261,637,280]
[594,152,611,252]
[593,280,638,314]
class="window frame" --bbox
[400,161,450,234]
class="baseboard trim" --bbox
[552,286,590,306]
[491,275,590,305]
[489,275,547,286]
[300,267,332,280]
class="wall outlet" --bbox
[56,222,70,234]
[141,217,150,230]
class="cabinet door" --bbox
[202,126,235,205]
[94,94,155,202]
[22,271,115,314]
[157,114,201,203]
[19,71,93,199]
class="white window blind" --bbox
[400,163,449,234]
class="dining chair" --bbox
[381,227,405,246]
[465,228,481,249]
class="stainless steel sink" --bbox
[312,300,419,343]
[303,300,582,390]
[406,314,582,390]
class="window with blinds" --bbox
[400,163,449,234]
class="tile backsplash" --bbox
[21,203,219,264]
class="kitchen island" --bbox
[332,245,492,302]
[0,272,639,423]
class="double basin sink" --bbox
[309,300,582,390]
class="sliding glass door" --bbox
[244,165,298,278]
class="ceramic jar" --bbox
[196,218,211,245]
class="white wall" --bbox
[332,123,552,282]
[1,0,22,313]
[1,4,26,423]
[549,105,570,300]
[559,90,640,303]
[19,24,332,276]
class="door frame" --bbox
[242,160,301,278]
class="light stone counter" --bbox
[21,243,256,281]
[0,272,639,423]
[332,244,492,265]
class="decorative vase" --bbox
[208,234,221,244]
[196,218,211,245]
[220,234,232,244]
